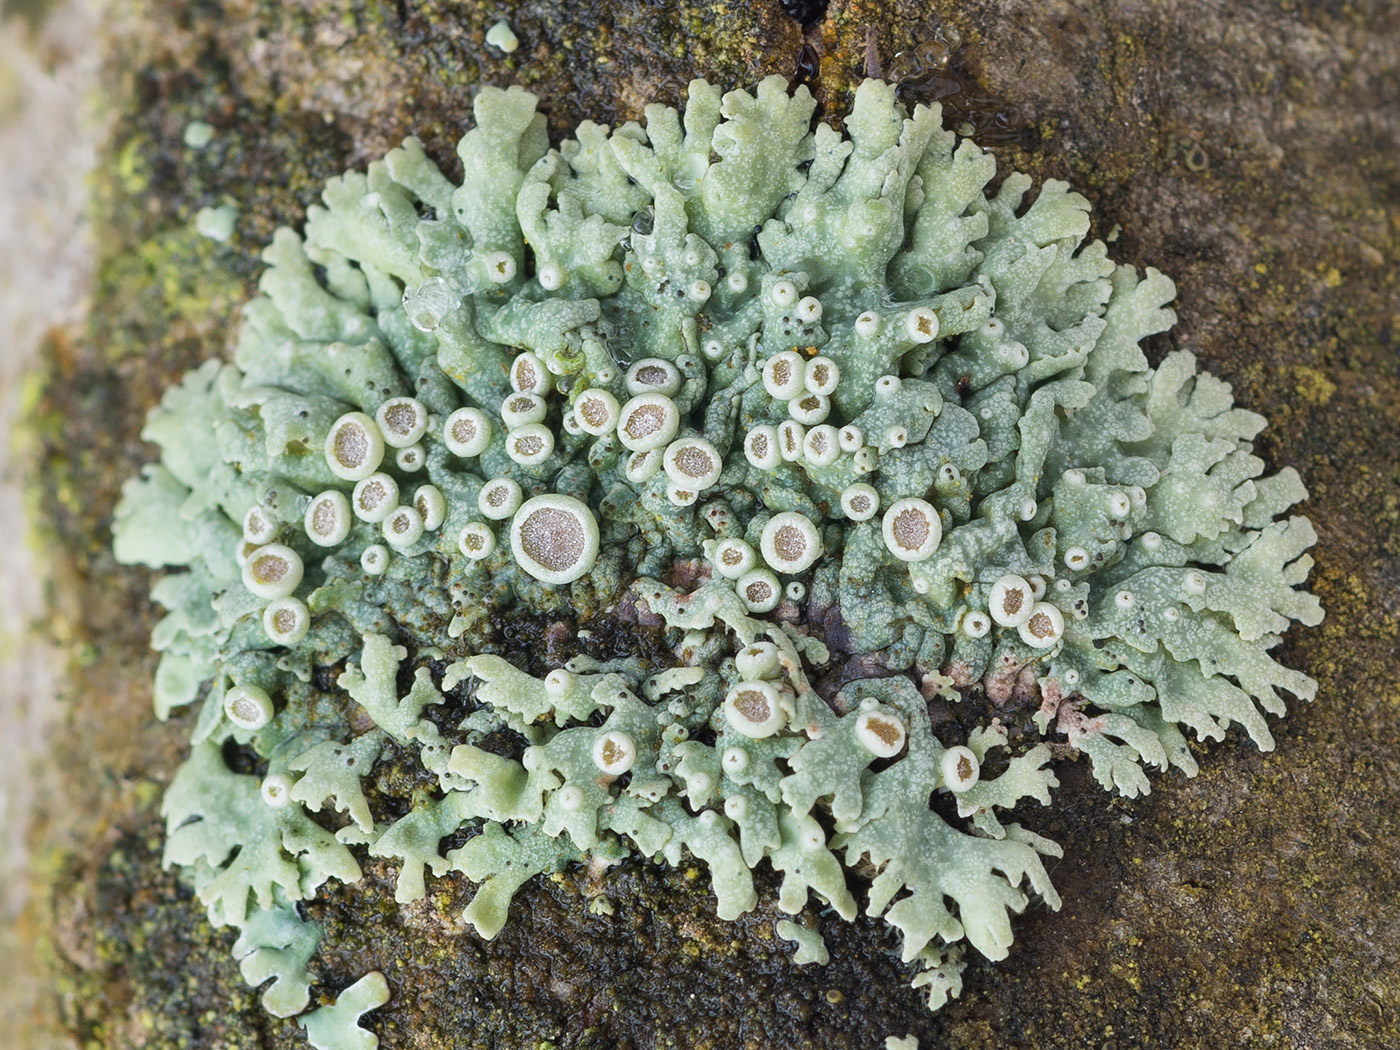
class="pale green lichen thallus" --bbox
[113,76,1323,1048]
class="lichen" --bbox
[113,75,1322,1045]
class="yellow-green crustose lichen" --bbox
[113,77,1323,1047]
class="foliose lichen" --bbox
[113,75,1323,1046]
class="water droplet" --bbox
[402,276,458,332]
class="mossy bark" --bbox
[20,1,1400,1048]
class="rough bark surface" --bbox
[10,0,1399,1048]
